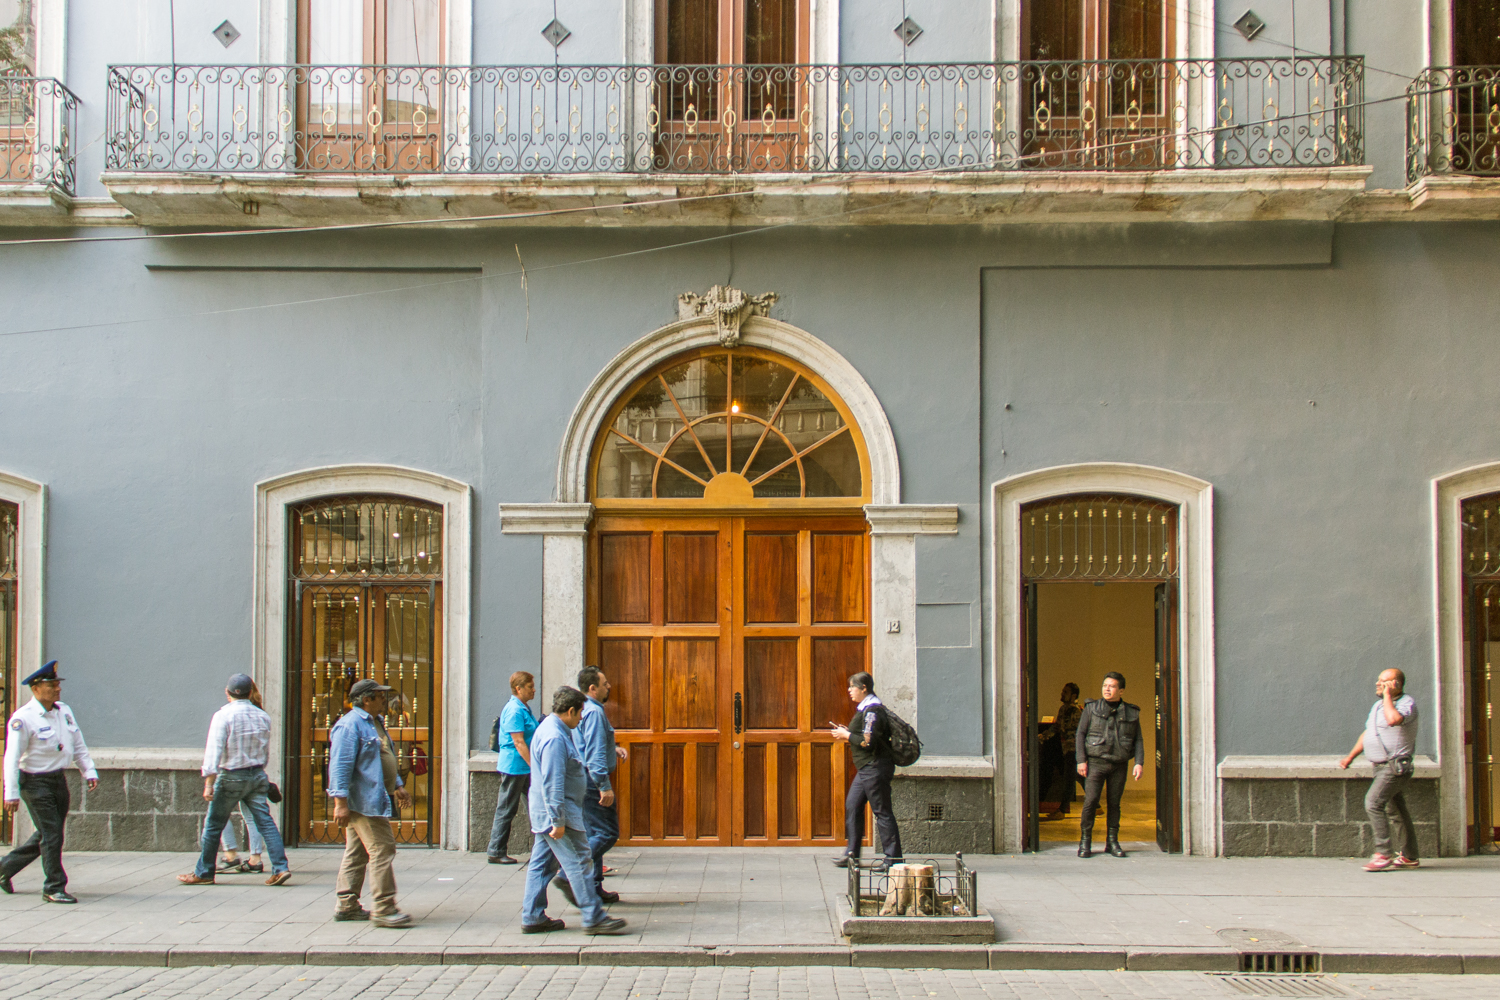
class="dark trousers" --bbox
[1365,762,1419,859]
[845,761,902,860]
[1,770,70,893]
[486,772,531,857]
[1079,756,1129,836]
[581,785,619,890]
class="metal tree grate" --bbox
[1215,975,1348,997]
[847,854,977,918]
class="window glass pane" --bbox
[800,431,860,497]
[385,0,442,64]
[1107,0,1165,60]
[658,462,707,498]
[660,355,728,421]
[597,432,655,498]
[731,354,797,420]
[308,0,364,63]
[1024,0,1082,60]
[0,0,36,75]
[775,379,843,453]
[666,0,719,64]
[745,0,796,65]
[665,426,716,483]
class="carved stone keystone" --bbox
[677,284,778,347]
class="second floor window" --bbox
[1454,0,1500,65]
[657,0,806,66]
[299,0,444,66]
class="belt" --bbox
[20,768,65,778]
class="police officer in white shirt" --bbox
[1,661,98,903]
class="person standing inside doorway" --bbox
[488,671,539,864]
[177,673,291,887]
[521,686,627,935]
[1076,672,1144,859]
[0,661,98,903]
[1339,668,1421,872]
[1043,682,1083,821]
[573,666,626,904]
[328,678,413,927]
[831,672,903,871]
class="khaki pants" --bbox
[335,814,398,916]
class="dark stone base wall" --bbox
[60,769,207,851]
[467,771,534,855]
[1222,777,1440,857]
[467,772,995,855]
[890,776,994,855]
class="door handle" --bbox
[733,692,743,734]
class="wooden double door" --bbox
[588,513,869,846]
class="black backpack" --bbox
[883,707,923,767]
[489,716,501,753]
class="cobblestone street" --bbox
[0,964,1495,1000]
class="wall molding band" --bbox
[1218,754,1440,780]
[897,755,994,779]
[864,504,960,535]
[1431,461,1500,857]
[254,464,473,850]
[499,503,594,536]
[993,462,1217,855]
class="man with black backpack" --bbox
[830,672,904,872]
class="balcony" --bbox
[0,75,80,219]
[101,59,1369,227]
[1405,66,1500,216]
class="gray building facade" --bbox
[1,1,1498,859]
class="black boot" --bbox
[1077,832,1092,858]
[1105,830,1126,857]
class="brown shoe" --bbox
[177,874,215,885]
[264,871,292,886]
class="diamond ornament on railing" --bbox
[542,19,571,49]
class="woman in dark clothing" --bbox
[1043,683,1083,820]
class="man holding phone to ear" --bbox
[1339,668,1420,872]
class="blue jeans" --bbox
[521,828,606,927]
[582,786,619,890]
[220,801,266,855]
[195,767,288,878]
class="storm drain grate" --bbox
[1215,975,1349,998]
[1241,952,1320,974]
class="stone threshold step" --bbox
[0,944,1497,973]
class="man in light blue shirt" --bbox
[487,671,539,864]
[520,686,626,935]
[573,665,626,904]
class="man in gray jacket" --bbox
[1076,672,1144,859]
[519,687,627,936]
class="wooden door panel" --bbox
[777,744,800,839]
[744,532,798,623]
[811,742,834,838]
[600,534,652,623]
[813,637,864,728]
[812,533,865,623]
[600,638,652,731]
[696,742,720,837]
[743,638,798,729]
[743,743,767,838]
[664,638,717,729]
[665,533,718,623]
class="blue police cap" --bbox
[22,660,62,686]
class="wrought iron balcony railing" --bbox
[105,59,1363,177]
[1,75,80,194]
[1408,66,1500,182]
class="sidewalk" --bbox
[0,845,1495,972]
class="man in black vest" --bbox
[1075,672,1144,858]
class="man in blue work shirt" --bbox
[569,665,627,904]
[521,686,627,935]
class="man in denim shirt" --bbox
[328,679,412,927]
[521,686,626,935]
[572,665,627,904]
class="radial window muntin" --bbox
[591,346,870,505]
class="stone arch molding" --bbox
[253,464,473,851]
[554,314,900,505]
[1431,461,1500,857]
[992,463,1217,855]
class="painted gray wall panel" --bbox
[982,222,1500,760]
[477,0,626,64]
[841,0,992,64]
[1347,0,1428,189]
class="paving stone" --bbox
[712,947,849,967]
[303,946,444,966]
[441,946,580,965]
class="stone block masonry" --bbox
[467,771,535,855]
[60,770,210,851]
[890,776,994,855]
[1221,777,1440,857]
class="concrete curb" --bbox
[0,944,1492,971]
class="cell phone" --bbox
[828,720,839,729]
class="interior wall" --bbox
[1036,581,1158,792]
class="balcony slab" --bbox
[100,167,1373,228]
[0,184,72,223]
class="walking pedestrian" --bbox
[214,678,269,875]
[521,686,627,936]
[177,673,292,887]
[488,671,539,864]
[830,671,903,871]
[1076,672,1144,859]
[1339,667,1421,872]
[328,678,413,926]
[0,661,97,903]
[573,666,626,904]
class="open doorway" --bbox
[1020,495,1182,853]
[1461,492,1500,854]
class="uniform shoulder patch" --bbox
[8,719,20,731]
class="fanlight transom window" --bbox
[594,348,865,501]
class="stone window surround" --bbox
[498,312,979,777]
[992,463,1217,855]
[0,471,45,846]
[1433,461,1500,857]
[253,464,473,851]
